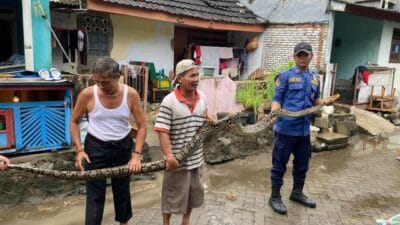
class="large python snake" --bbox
[8,94,340,180]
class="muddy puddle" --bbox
[0,176,162,225]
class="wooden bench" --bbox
[368,85,396,112]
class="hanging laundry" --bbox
[219,47,233,59]
[198,76,242,118]
[78,30,85,52]
[194,45,202,65]
[60,29,69,63]
[69,29,78,63]
[200,46,220,76]
[78,30,87,65]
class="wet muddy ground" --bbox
[0,131,399,225]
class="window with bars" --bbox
[77,13,112,57]
[389,28,400,63]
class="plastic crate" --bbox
[152,79,170,89]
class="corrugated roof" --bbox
[238,0,330,24]
[101,0,265,24]
[240,0,397,24]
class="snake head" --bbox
[329,93,340,102]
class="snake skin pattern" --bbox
[8,116,232,180]
[240,94,340,134]
[8,94,340,180]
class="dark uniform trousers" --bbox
[84,133,133,225]
[271,132,311,187]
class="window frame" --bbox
[389,28,400,63]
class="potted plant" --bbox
[236,80,264,124]
[262,61,295,112]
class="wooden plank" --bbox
[367,107,396,112]
[0,64,25,70]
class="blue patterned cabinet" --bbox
[0,81,73,154]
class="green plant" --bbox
[236,80,264,113]
[264,61,295,107]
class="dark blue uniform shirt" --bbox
[272,66,320,136]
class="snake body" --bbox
[9,94,339,180]
[240,94,340,134]
[8,116,232,180]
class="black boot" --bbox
[289,183,316,208]
[269,186,287,214]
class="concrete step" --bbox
[317,132,349,144]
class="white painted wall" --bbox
[22,0,33,71]
[110,14,174,74]
[377,20,400,99]
[229,31,264,78]
[248,32,265,77]
[323,12,336,98]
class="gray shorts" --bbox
[161,167,204,214]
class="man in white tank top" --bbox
[70,57,147,225]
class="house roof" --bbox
[50,0,80,8]
[239,0,330,24]
[87,0,266,32]
[240,0,398,24]
[100,0,264,25]
[331,0,400,22]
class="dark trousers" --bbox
[84,133,133,225]
[270,132,311,187]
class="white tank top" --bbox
[87,84,132,141]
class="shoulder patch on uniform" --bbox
[275,79,281,87]
[289,77,302,83]
[311,75,319,86]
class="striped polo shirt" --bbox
[154,88,207,170]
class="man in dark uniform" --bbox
[269,42,333,214]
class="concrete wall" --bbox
[262,24,328,71]
[21,0,51,71]
[31,0,52,71]
[330,12,383,80]
[50,13,174,75]
[110,14,174,74]
[377,20,400,98]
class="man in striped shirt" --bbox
[154,59,208,225]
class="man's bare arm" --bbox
[158,131,178,171]
[70,88,92,171]
[129,88,147,154]
[70,88,90,153]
